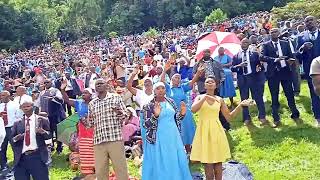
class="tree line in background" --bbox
[0,0,295,51]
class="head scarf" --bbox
[153,82,165,92]
[170,73,181,88]
[126,107,137,117]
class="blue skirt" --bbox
[220,69,236,98]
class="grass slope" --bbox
[6,81,320,180]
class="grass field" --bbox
[5,81,320,180]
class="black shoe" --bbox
[293,118,303,125]
[272,121,282,128]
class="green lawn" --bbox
[6,81,320,180]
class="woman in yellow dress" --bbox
[190,76,253,180]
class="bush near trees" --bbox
[144,28,159,38]
[204,8,228,25]
[272,0,320,20]
[0,0,295,52]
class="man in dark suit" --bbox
[296,16,320,126]
[55,71,81,116]
[40,79,65,154]
[11,99,50,180]
[280,29,301,96]
[261,28,300,127]
[232,38,267,126]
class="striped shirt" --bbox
[88,93,129,145]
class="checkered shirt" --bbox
[88,93,129,145]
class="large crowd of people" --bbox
[0,10,319,180]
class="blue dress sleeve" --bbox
[165,83,171,96]
[181,82,192,92]
[227,55,232,63]
[74,100,80,112]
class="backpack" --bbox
[222,160,254,180]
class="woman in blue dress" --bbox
[160,60,203,154]
[142,82,192,180]
[214,47,236,107]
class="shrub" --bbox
[204,8,228,25]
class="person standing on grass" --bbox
[261,28,301,128]
[214,47,237,108]
[0,91,12,175]
[127,67,154,144]
[60,80,95,175]
[190,76,253,180]
[310,57,320,96]
[39,79,65,154]
[232,38,267,126]
[159,59,203,155]
[296,16,320,126]
[142,82,192,180]
[87,78,129,180]
[193,49,230,131]
[11,99,51,180]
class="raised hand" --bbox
[154,102,161,118]
[13,133,24,142]
[60,79,68,90]
[164,60,172,72]
[36,128,47,134]
[240,99,256,107]
[180,101,187,116]
[133,66,140,75]
[197,64,205,75]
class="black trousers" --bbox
[65,90,76,116]
[0,127,13,168]
[48,116,63,152]
[268,77,300,122]
[14,151,49,180]
[237,73,266,121]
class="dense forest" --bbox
[0,0,293,51]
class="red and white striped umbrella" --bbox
[196,31,241,60]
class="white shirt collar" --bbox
[272,40,280,45]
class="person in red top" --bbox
[148,61,158,77]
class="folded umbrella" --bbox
[57,113,79,146]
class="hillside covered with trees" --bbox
[0,0,294,51]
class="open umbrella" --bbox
[196,31,241,60]
[57,113,79,146]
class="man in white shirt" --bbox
[310,57,320,96]
[0,91,19,174]
[13,86,33,120]
[0,118,5,151]
[11,99,50,180]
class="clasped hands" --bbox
[154,101,187,118]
